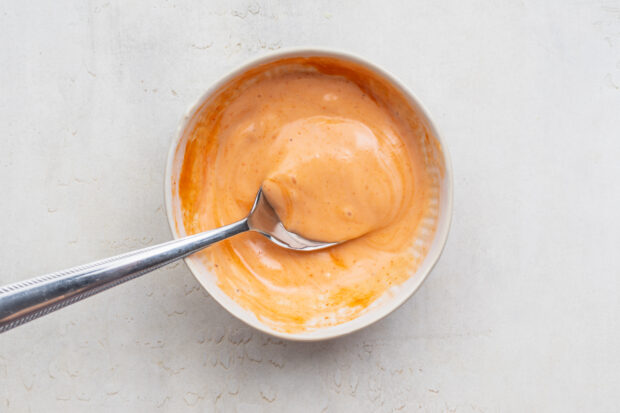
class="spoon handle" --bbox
[0,219,248,334]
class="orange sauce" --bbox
[177,56,441,332]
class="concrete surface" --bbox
[1,0,619,411]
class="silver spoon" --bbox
[0,189,338,333]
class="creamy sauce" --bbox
[262,115,406,242]
[176,57,442,332]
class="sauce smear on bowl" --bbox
[177,56,443,332]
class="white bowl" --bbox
[164,48,453,341]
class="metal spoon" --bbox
[0,189,338,333]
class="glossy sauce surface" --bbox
[261,115,405,243]
[176,57,441,332]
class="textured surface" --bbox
[1,0,619,411]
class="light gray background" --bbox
[1,0,619,411]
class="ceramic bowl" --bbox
[165,48,453,341]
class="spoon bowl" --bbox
[248,188,339,251]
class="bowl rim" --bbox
[164,46,453,341]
